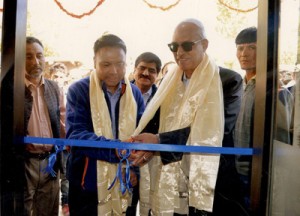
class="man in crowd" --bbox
[127,52,162,216]
[235,27,296,214]
[234,27,257,213]
[24,36,65,216]
[133,52,161,107]
[49,62,70,216]
[66,34,145,215]
[155,61,176,86]
[132,18,224,215]
[49,62,69,90]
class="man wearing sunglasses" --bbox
[131,19,232,216]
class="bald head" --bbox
[170,19,209,78]
[173,19,207,41]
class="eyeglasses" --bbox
[168,39,203,52]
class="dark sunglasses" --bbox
[168,39,203,52]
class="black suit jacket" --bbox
[219,67,243,148]
[144,67,243,164]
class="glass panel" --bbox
[275,0,299,145]
[270,140,300,215]
[270,0,300,215]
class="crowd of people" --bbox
[22,18,295,216]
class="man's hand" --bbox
[116,134,159,166]
[126,133,159,166]
[129,150,154,166]
[115,137,135,159]
[122,169,138,187]
[133,133,159,144]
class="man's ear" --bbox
[93,56,96,69]
[201,39,209,52]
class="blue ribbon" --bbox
[41,144,64,177]
[21,136,259,155]
[107,149,132,195]
[20,136,260,193]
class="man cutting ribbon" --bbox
[66,34,145,216]
[132,19,225,216]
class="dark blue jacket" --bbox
[66,76,144,191]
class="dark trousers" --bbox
[69,183,139,216]
[173,207,213,216]
[61,150,70,206]
[212,155,249,216]
[126,183,139,216]
[68,184,97,216]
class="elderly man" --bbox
[66,34,144,216]
[132,19,224,216]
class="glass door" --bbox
[269,0,300,215]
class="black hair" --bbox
[26,36,44,48]
[235,27,257,44]
[134,52,162,73]
[93,34,126,54]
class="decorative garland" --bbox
[143,0,181,11]
[218,0,257,13]
[53,0,106,19]
[0,0,257,16]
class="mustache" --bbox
[31,66,43,71]
[139,74,150,79]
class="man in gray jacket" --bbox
[24,36,65,216]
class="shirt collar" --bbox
[102,80,123,95]
[143,86,153,96]
[243,75,256,90]
[25,76,45,88]
[182,72,190,87]
[244,75,256,85]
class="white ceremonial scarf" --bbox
[90,71,137,216]
[133,54,224,215]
